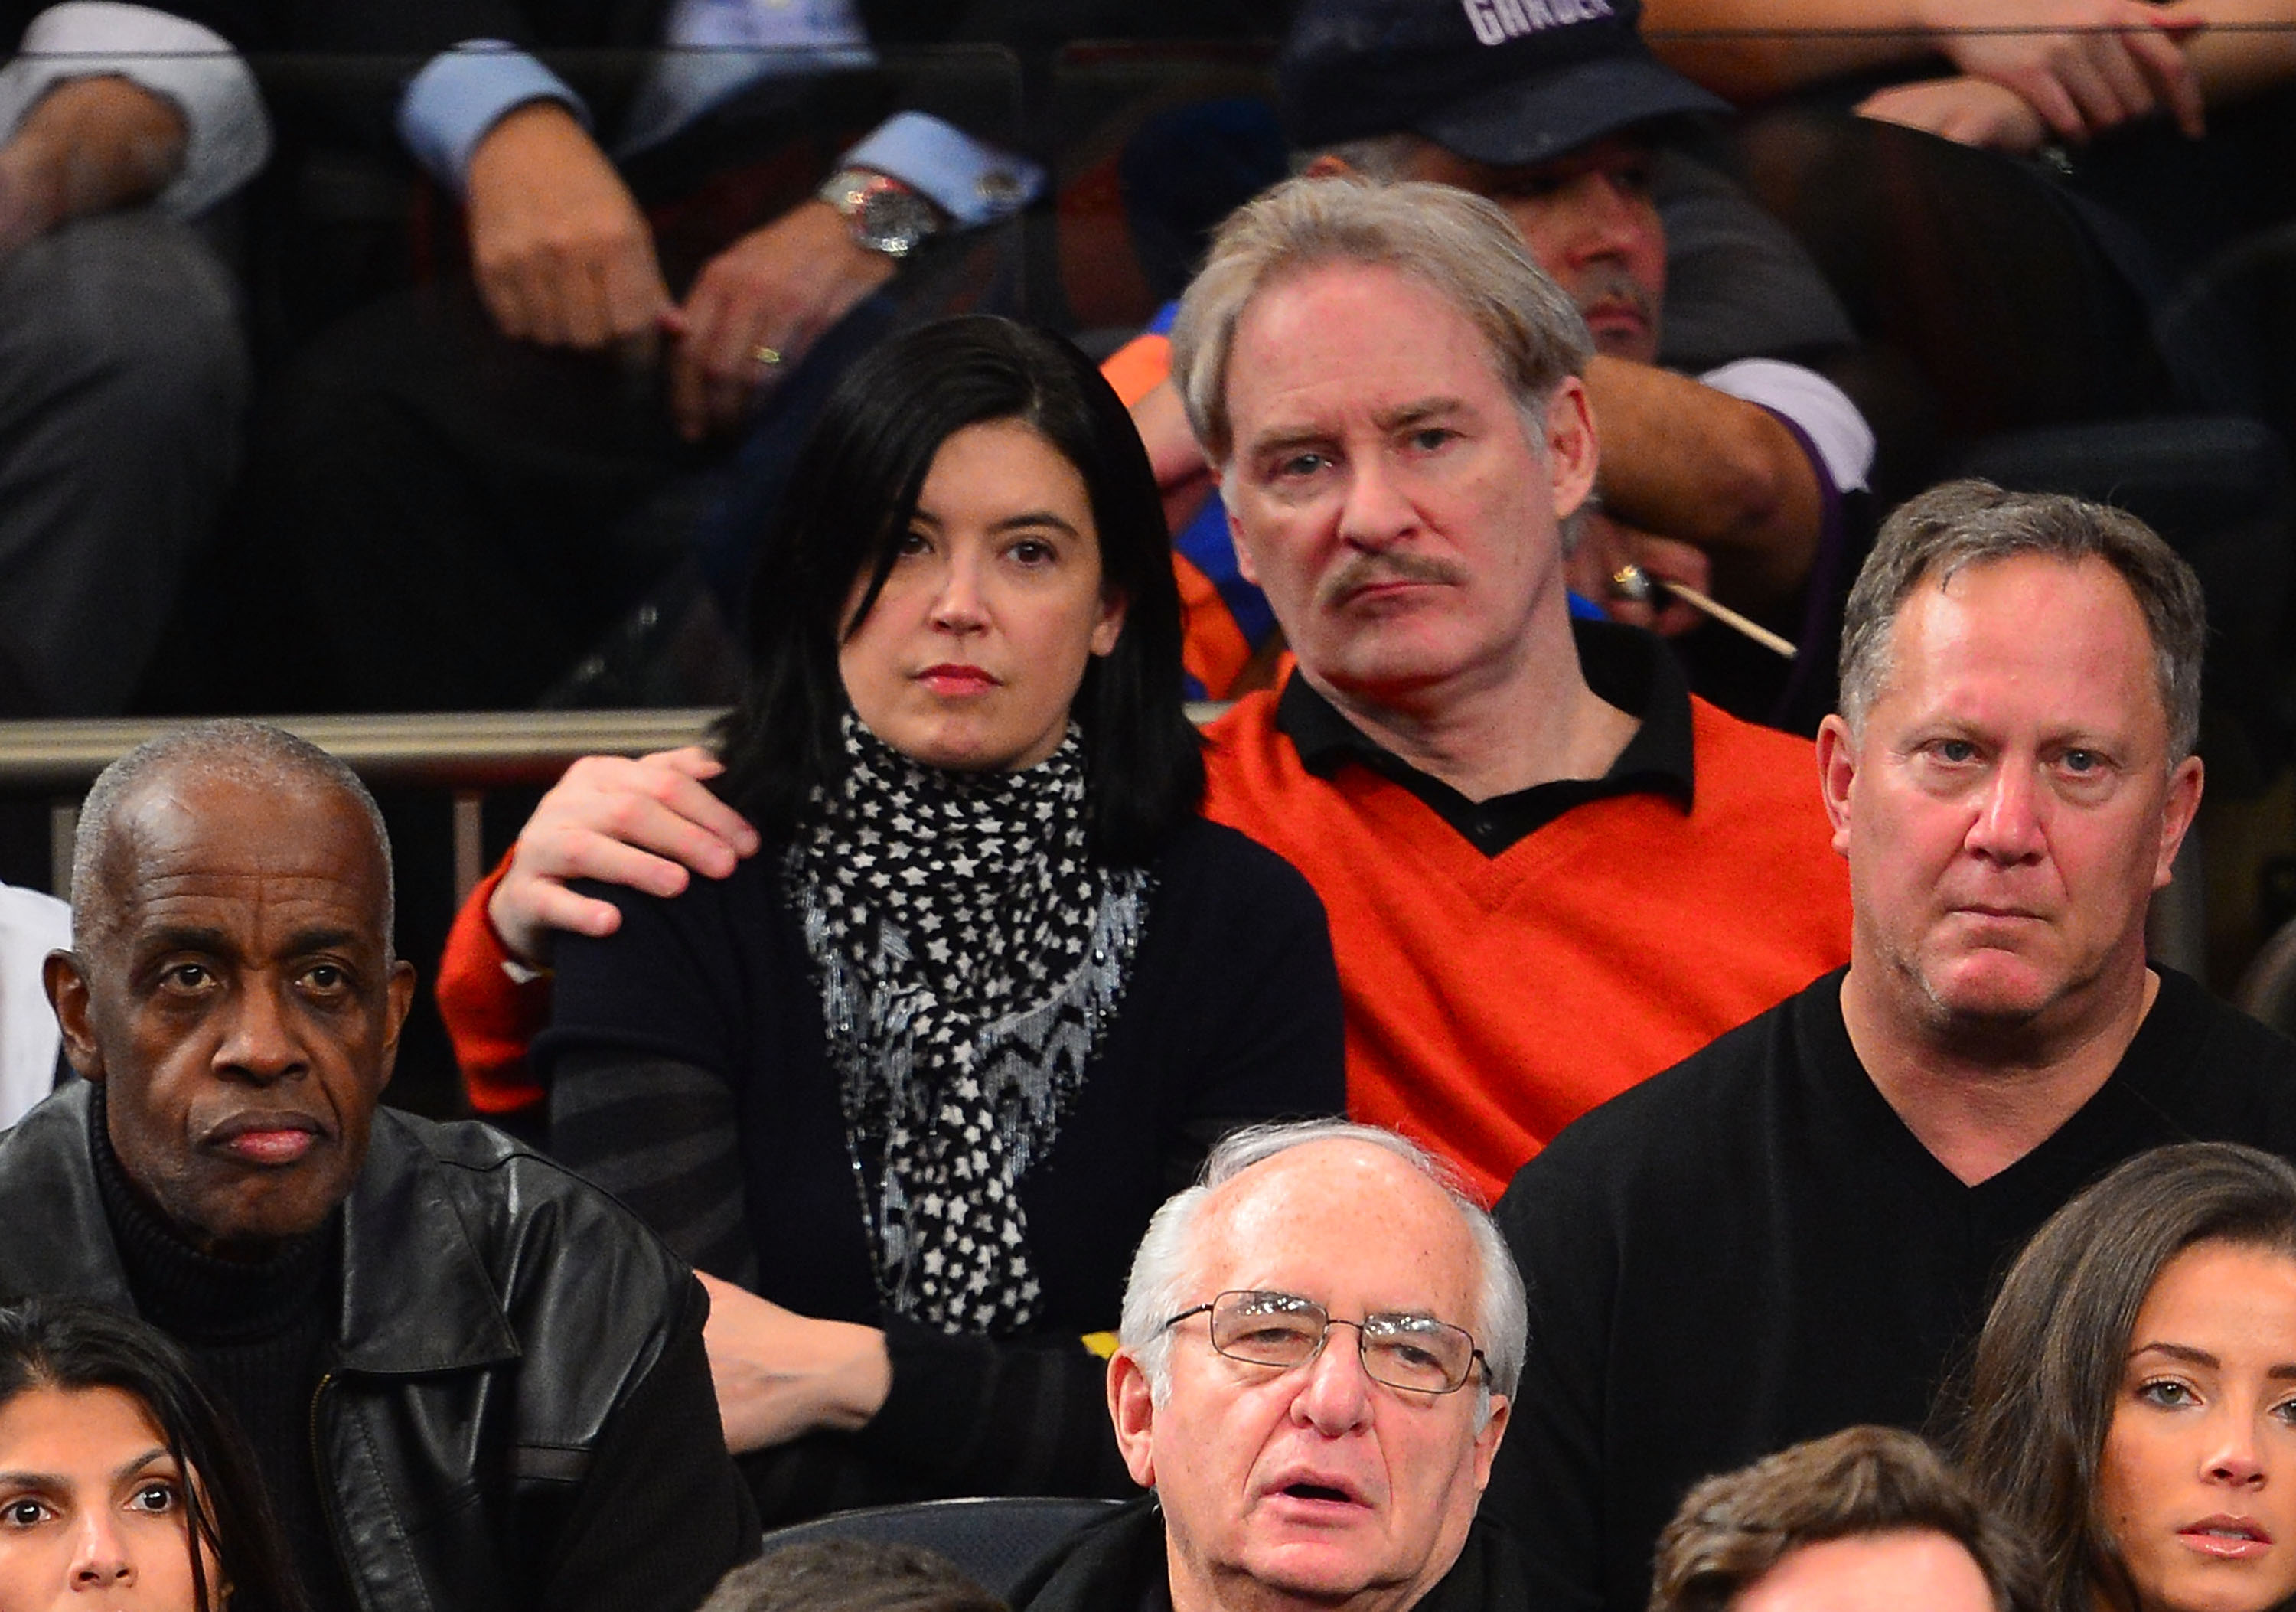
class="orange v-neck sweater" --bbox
[1201,691,1853,1203]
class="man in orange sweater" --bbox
[437,177,1851,1202]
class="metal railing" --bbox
[0,704,1233,903]
[0,710,726,902]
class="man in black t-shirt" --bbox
[1486,478,2296,1612]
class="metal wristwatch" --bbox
[817,168,945,259]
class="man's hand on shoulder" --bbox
[662,198,895,443]
[488,746,761,967]
[0,75,185,253]
[465,102,672,349]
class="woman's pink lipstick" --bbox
[2179,1516,2273,1558]
[916,664,998,695]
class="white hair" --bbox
[1117,1119,1526,1427]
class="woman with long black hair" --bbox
[535,314,1344,1522]
[0,1297,306,1612]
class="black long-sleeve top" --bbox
[535,814,1345,1523]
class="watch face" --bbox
[853,187,941,258]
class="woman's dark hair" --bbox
[718,314,1204,864]
[1949,1142,2296,1612]
[0,1297,308,1612]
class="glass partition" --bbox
[5,24,2296,1105]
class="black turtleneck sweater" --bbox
[89,1085,355,1611]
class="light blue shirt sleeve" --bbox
[0,1,270,217]
[395,41,590,195]
[841,109,1040,228]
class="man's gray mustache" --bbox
[1319,552,1469,606]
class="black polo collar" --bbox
[1276,619,1697,857]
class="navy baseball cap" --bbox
[1280,0,1728,168]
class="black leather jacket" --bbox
[0,1084,756,1612]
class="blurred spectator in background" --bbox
[211,0,1042,715]
[0,876,66,1126]
[1647,1425,2039,1612]
[0,2,260,716]
[1640,0,2296,158]
[1639,0,2296,380]
[1117,0,1874,730]
[200,0,1302,717]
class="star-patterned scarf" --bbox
[785,714,1150,1333]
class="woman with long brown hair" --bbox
[1956,1141,2296,1612]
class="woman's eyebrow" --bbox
[988,511,1081,537]
[112,1447,173,1484]
[2128,1341,2216,1369]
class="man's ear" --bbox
[1226,491,1261,589]
[1815,714,1857,860]
[1471,1394,1511,1493]
[1543,377,1599,522]
[2154,752,2205,891]
[376,958,417,1095]
[1107,1349,1159,1490]
[44,950,105,1083]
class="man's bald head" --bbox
[47,720,413,1257]
[71,720,395,966]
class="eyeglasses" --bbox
[1160,1289,1488,1395]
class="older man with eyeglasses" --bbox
[1010,1119,1528,1612]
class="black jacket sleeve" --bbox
[540,1274,759,1612]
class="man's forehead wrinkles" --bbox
[127,871,368,910]
[123,876,379,935]
[1195,1167,1478,1314]
[1374,398,1468,432]
[1893,675,2149,745]
[1241,396,1467,457]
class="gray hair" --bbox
[1168,175,1593,471]
[1117,1119,1526,1428]
[71,720,396,959]
[1838,480,2207,762]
